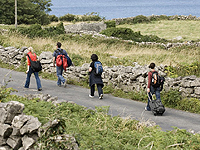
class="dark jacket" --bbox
[89,61,104,87]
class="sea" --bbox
[48,0,200,20]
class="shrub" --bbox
[100,27,168,43]
[49,15,59,22]
[149,15,170,21]
[17,22,65,38]
[165,61,200,78]
[59,14,77,22]
[79,12,103,21]
[132,15,150,24]
[104,20,116,28]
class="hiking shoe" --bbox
[38,88,42,91]
[145,107,151,111]
[99,94,103,99]
[64,80,67,88]
[89,94,94,98]
[57,84,61,87]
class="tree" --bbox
[0,0,52,25]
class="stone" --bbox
[194,87,200,95]
[0,101,24,124]
[0,136,7,146]
[0,123,13,138]
[6,136,22,150]
[22,135,35,150]
[20,116,41,135]
[12,115,30,129]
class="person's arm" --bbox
[26,56,30,73]
[89,62,93,73]
[53,57,55,67]
[53,51,56,67]
[147,72,152,93]
[89,67,92,72]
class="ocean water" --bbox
[49,0,200,20]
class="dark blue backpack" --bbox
[94,61,103,75]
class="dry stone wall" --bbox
[0,45,200,99]
[0,101,41,150]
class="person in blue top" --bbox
[53,42,68,87]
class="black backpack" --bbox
[27,54,42,72]
[151,71,161,88]
[151,71,165,89]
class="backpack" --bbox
[151,71,161,88]
[94,61,103,75]
[27,54,42,72]
[55,49,72,70]
[66,55,72,67]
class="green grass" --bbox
[1,87,200,150]
[118,20,200,41]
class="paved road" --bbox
[1,67,200,132]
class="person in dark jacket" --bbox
[88,54,104,99]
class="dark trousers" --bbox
[90,84,103,97]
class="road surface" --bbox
[1,67,200,132]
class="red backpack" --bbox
[56,54,68,71]
[55,49,68,70]
[56,54,63,67]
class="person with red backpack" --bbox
[53,42,68,87]
[145,62,162,111]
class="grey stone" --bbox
[12,115,30,129]
[0,136,7,146]
[22,135,35,150]
[20,116,41,135]
[0,123,13,138]
[194,87,200,95]
[6,136,22,150]
[0,101,24,124]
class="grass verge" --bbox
[1,87,200,149]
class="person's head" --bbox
[149,62,155,69]
[57,42,62,48]
[28,47,34,53]
[91,54,98,61]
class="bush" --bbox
[59,14,77,22]
[165,61,200,78]
[132,15,150,24]
[104,20,116,28]
[100,27,168,43]
[79,12,103,21]
[17,22,65,38]
[149,15,170,21]
[49,15,59,22]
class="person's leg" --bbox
[146,86,155,111]
[24,68,32,88]
[97,84,103,97]
[56,66,65,86]
[155,87,161,101]
[34,72,42,90]
[90,84,95,96]
[146,92,152,111]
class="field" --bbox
[0,20,200,67]
[1,20,200,149]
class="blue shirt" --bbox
[53,48,68,60]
